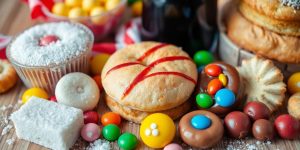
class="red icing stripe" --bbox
[137,43,169,61]
[145,72,197,84]
[122,56,193,98]
[106,62,141,76]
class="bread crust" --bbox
[227,8,300,64]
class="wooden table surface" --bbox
[0,0,300,150]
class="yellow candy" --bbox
[22,88,49,104]
[90,6,106,24]
[90,54,110,75]
[132,1,142,16]
[218,73,227,86]
[140,113,175,148]
[65,0,82,7]
[68,7,87,18]
[52,2,69,16]
[82,0,100,12]
[105,0,120,11]
[288,72,300,94]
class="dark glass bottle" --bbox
[141,0,217,56]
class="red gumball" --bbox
[49,96,57,102]
[274,114,300,139]
[84,111,99,124]
[39,35,59,46]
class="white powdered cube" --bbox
[11,96,84,150]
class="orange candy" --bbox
[93,75,103,91]
[101,112,121,126]
[207,79,223,95]
[205,64,222,77]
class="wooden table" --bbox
[0,0,300,149]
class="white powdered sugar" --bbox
[86,139,111,150]
[6,137,16,145]
[9,22,91,67]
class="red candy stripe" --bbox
[137,43,170,61]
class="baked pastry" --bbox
[239,0,300,36]
[237,57,286,112]
[179,110,224,149]
[0,59,17,93]
[242,0,300,21]
[105,94,190,123]
[55,72,100,111]
[101,42,197,112]
[288,93,300,120]
[7,22,94,94]
[195,62,243,117]
[227,8,300,64]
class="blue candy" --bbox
[190,115,211,130]
[215,88,236,107]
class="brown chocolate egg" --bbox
[274,114,300,139]
[195,62,242,117]
[224,111,251,138]
[252,119,274,140]
[243,101,271,121]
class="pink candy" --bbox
[81,123,101,142]
[39,35,59,46]
[164,143,183,150]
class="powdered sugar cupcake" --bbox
[6,22,94,94]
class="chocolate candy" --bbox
[274,114,300,139]
[81,123,101,142]
[207,79,223,95]
[224,111,251,139]
[39,35,59,46]
[101,112,121,126]
[252,119,274,140]
[215,88,235,107]
[195,62,241,116]
[84,111,99,124]
[243,101,270,121]
[190,115,211,130]
[205,64,222,77]
[102,124,121,141]
[196,93,213,109]
[118,132,138,150]
[179,110,224,149]
[193,51,214,66]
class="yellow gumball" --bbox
[65,0,82,7]
[132,1,142,16]
[288,72,300,94]
[105,0,120,11]
[140,113,176,148]
[90,54,110,75]
[82,0,100,12]
[90,6,106,24]
[52,2,69,16]
[22,88,49,104]
[68,7,87,18]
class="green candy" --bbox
[118,132,138,150]
[196,93,213,109]
[193,50,214,66]
[102,124,121,141]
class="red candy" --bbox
[243,101,270,121]
[274,114,300,139]
[205,64,222,77]
[49,96,57,102]
[207,79,223,95]
[84,111,99,124]
[39,35,59,46]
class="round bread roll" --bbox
[101,42,197,112]
[105,94,191,123]
[239,1,300,36]
[242,0,300,21]
[288,93,300,120]
[0,60,17,93]
[227,8,300,64]
[55,72,100,111]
